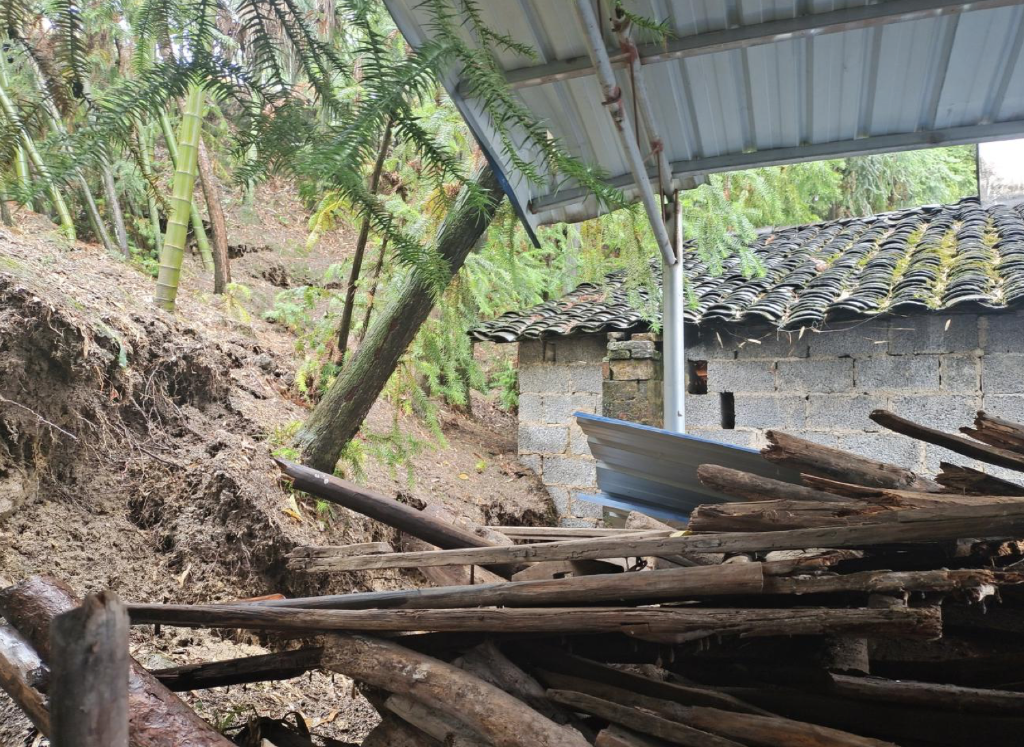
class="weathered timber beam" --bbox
[548,689,744,747]
[595,725,670,747]
[488,526,662,540]
[0,625,49,735]
[689,499,891,532]
[50,591,129,747]
[362,716,442,747]
[287,542,394,559]
[871,409,1024,472]
[150,647,324,691]
[269,503,1024,571]
[696,464,851,504]
[936,463,1024,496]
[763,430,941,491]
[124,604,940,642]
[323,634,589,747]
[384,695,489,746]
[829,673,1024,715]
[964,411,1024,453]
[0,576,233,747]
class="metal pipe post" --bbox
[574,0,675,264]
[663,192,686,433]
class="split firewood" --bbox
[763,430,942,491]
[696,464,851,503]
[871,409,1024,472]
[150,647,324,691]
[321,634,590,747]
[936,462,1024,495]
[0,576,233,747]
[0,625,49,735]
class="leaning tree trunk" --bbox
[196,137,230,293]
[334,119,393,366]
[101,165,130,257]
[298,165,503,472]
[159,109,214,271]
[357,236,389,345]
[154,85,204,312]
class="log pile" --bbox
[5,408,1024,745]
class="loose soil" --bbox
[0,191,551,745]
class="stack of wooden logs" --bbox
[5,409,1024,746]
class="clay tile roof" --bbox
[470,198,1024,343]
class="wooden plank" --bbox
[0,624,49,735]
[488,526,662,540]
[124,604,941,641]
[936,463,1024,496]
[287,542,394,559]
[871,409,1024,472]
[50,591,129,747]
[275,503,1024,571]
[322,635,590,747]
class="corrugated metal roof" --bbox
[470,197,1024,341]
[383,1,1024,235]
[575,413,803,520]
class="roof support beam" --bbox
[502,0,1024,91]
[529,119,1024,220]
[574,0,675,264]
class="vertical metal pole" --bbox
[663,191,686,433]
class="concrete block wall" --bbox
[517,334,605,527]
[603,334,663,427]
[683,311,1024,479]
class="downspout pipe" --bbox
[574,0,676,265]
[663,191,686,433]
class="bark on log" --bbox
[871,409,1024,472]
[149,647,323,691]
[196,138,231,293]
[0,625,49,734]
[548,690,744,747]
[50,591,129,747]
[696,464,850,504]
[544,675,895,747]
[0,576,233,747]
[763,430,941,491]
[287,503,1024,571]
[321,634,589,747]
[124,603,941,642]
[936,462,1024,496]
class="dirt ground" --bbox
[0,190,552,745]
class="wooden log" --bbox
[361,716,442,747]
[511,559,624,581]
[596,725,674,747]
[489,526,664,540]
[828,673,1024,715]
[322,634,590,747]
[288,542,393,559]
[282,502,1024,571]
[50,591,129,747]
[273,458,513,575]
[543,674,896,747]
[871,409,1024,472]
[124,603,941,641]
[762,568,1012,598]
[384,695,489,746]
[936,462,1024,496]
[762,430,941,491]
[696,464,850,504]
[149,647,323,691]
[963,411,1024,453]
[401,535,506,587]
[689,499,891,532]
[0,576,233,747]
[0,624,49,734]
[548,690,744,747]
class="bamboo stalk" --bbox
[158,109,214,271]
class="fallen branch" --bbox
[871,409,1024,472]
[150,647,324,691]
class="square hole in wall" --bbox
[720,392,735,429]
[687,359,708,394]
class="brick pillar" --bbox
[603,333,663,427]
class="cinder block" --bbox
[559,517,600,528]
[685,330,738,360]
[517,393,544,423]
[542,456,597,487]
[608,340,656,358]
[611,358,656,381]
[733,395,806,430]
[683,394,722,428]
[839,433,920,471]
[941,355,980,393]
[983,394,1024,424]
[735,332,808,360]
[776,359,854,393]
[706,360,776,393]
[569,424,591,456]
[518,364,564,393]
[982,355,1024,394]
[923,445,985,478]
[855,356,939,392]
[570,364,604,394]
[518,340,544,365]
[570,492,605,519]
[807,322,890,357]
[552,334,606,363]
[569,393,601,415]
[546,486,570,516]
[518,425,568,455]
[687,428,756,448]
[607,348,631,360]
[519,454,541,476]
[983,312,1024,353]
[542,394,573,423]
[889,395,980,434]
[806,394,887,431]
[889,315,979,354]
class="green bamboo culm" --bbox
[154,85,205,312]
[158,109,214,271]
[137,124,163,254]
[0,64,75,239]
